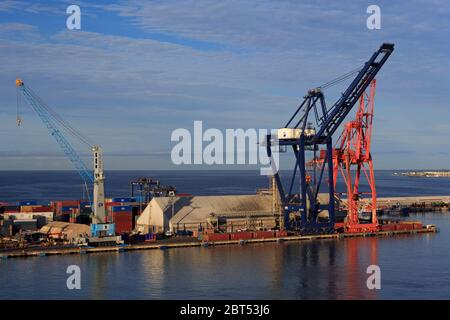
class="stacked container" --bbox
[111,205,133,234]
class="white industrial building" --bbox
[136,194,278,234]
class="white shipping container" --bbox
[33,212,54,222]
[4,212,34,220]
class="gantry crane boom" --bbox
[16,79,106,223]
[286,43,394,144]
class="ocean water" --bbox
[1,170,450,300]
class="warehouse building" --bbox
[136,194,278,234]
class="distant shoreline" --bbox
[395,171,450,177]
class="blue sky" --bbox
[1,0,450,170]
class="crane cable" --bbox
[18,84,95,147]
[318,65,363,90]
[16,87,22,126]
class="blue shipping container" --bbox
[18,200,38,206]
[62,206,78,211]
[112,197,136,203]
[112,206,132,212]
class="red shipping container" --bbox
[113,212,133,234]
[381,224,397,231]
[204,233,230,242]
[230,232,253,240]
[62,200,80,206]
[413,222,423,230]
[53,200,80,207]
[105,202,122,207]
[276,230,288,237]
[396,223,414,231]
[31,206,52,213]
[253,231,275,239]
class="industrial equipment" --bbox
[130,177,177,204]
[312,79,379,232]
[15,79,121,246]
[332,79,378,232]
[266,43,394,234]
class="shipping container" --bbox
[31,206,52,213]
[203,233,230,242]
[112,197,136,203]
[20,205,35,212]
[52,200,80,210]
[32,212,53,220]
[381,224,397,231]
[54,213,70,222]
[112,205,132,213]
[4,212,34,220]
[413,222,423,230]
[18,200,38,206]
[105,202,122,207]
[230,232,253,240]
[253,231,275,239]
[113,212,133,234]
[62,206,78,211]
[276,230,289,237]
[396,223,414,231]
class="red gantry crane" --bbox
[333,79,378,233]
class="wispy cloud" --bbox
[1,1,450,169]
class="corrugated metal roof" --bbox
[153,194,274,224]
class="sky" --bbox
[0,0,450,170]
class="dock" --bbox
[352,195,450,211]
[0,225,439,260]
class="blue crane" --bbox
[16,79,107,224]
[266,43,394,234]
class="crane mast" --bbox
[92,146,106,223]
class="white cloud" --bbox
[1,0,450,169]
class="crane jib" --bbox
[314,43,394,141]
[17,83,94,185]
